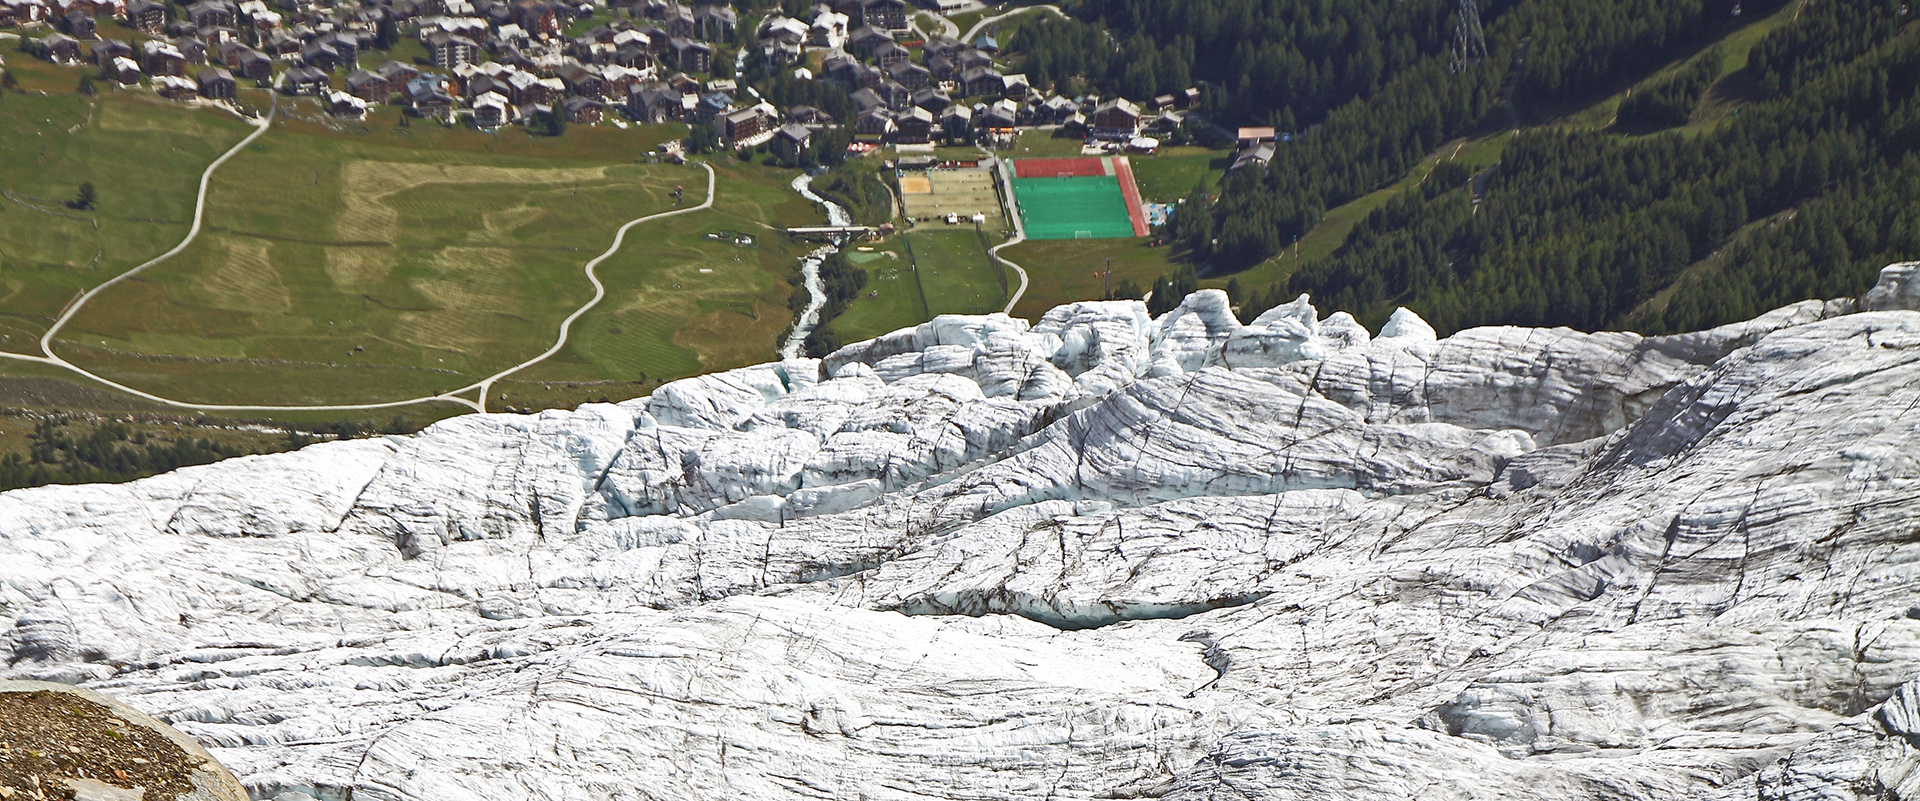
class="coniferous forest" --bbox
[1012,0,1918,336]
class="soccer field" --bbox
[1010,175,1139,240]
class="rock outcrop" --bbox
[4,271,1920,801]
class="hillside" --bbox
[1022,0,1916,336]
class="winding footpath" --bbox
[0,94,718,415]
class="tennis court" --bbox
[900,167,1004,231]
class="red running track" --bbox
[1012,157,1108,178]
[1112,156,1150,237]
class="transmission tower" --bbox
[1450,0,1489,73]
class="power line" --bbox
[1450,0,1489,74]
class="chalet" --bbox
[626,82,681,122]
[659,1,691,37]
[237,0,278,29]
[88,38,130,65]
[375,60,418,87]
[510,0,555,35]
[613,41,650,68]
[109,55,141,83]
[1179,86,1201,108]
[1088,97,1140,139]
[1002,72,1029,97]
[887,59,928,90]
[961,66,1002,98]
[876,78,910,110]
[978,98,1018,129]
[175,37,206,65]
[788,104,830,126]
[755,38,799,67]
[196,66,236,98]
[1229,142,1274,172]
[155,74,199,98]
[321,32,358,65]
[262,31,300,58]
[1146,110,1184,136]
[871,39,908,71]
[853,107,892,139]
[666,35,709,72]
[895,105,933,143]
[910,86,950,114]
[426,31,477,67]
[60,10,94,38]
[284,64,328,94]
[507,69,549,105]
[846,24,888,56]
[820,50,858,83]
[849,86,884,115]
[759,13,804,44]
[142,39,184,74]
[1038,95,1074,123]
[916,0,964,13]
[41,33,82,64]
[221,43,270,79]
[77,0,126,14]
[636,23,669,52]
[771,122,811,161]
[472,90,511,125]
[124,0,164,31]
[925,50,955,81]
[667,72,700,93]
[406,76,455,119]
[938,102,970,137]
[602,64,643,97]
[808,9,846,48]
[722,100,774,143]
[326,89,366,116]
[562,95,602,123]
[1235,126,1276,146]
[555,60,604,97]
[970,33,995,53]
[611,27,648,48]
[199,25,238,46]
[1,0,50,26]
[953,46,992,72]
[300,41,341,71]
[691,2,732,41]
[184,0,232,28]
[692,89,731,120]
[164,19,195,37]
[345,68,389,101]
[857,0,904,32]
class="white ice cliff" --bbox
[6,263,1920,800]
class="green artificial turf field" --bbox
[1010,175,1137,240]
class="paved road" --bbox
[915,10,958,40]
[0,91,719,416]
[962,4,1064,44]
[989,157,1030,315]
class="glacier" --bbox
[5,263,1920,800]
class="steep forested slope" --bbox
[1012,0,1917,336]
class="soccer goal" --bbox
[1075,230,1094,239]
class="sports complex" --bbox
[1006,157,1150,240]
